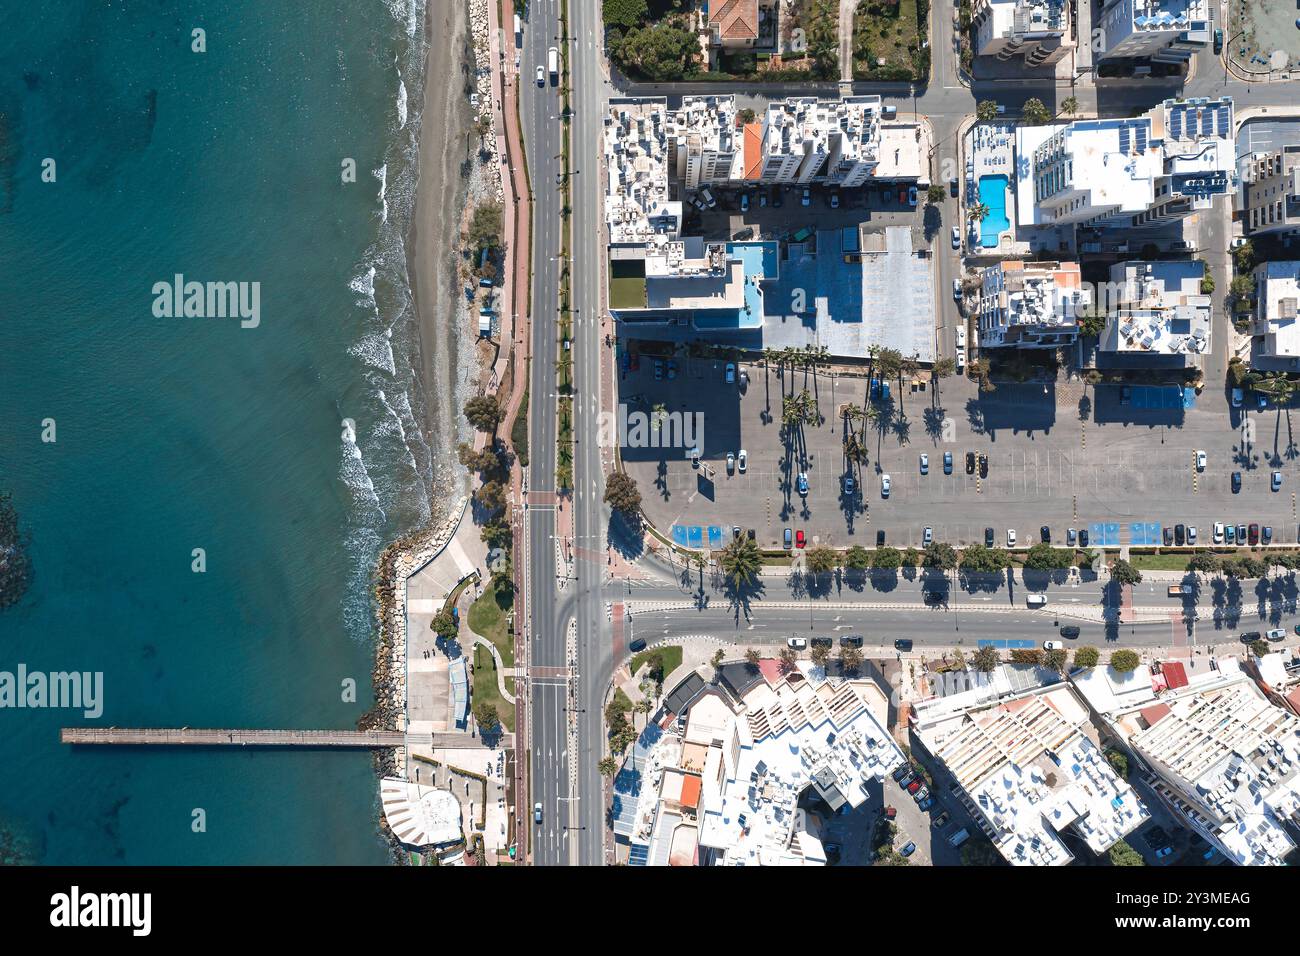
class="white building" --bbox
[1251,261,1300,370]
[627,664,905,866]
[976,259,1089,349]
[972,0,1073,66]
[603,97,681,245]
[913,681,1149,865]
[1097,0,1210,63]
[1018,97,1234,231]
[1074,657,1300,866]
[1242,146,1300,238]
[671,95,742,189]
[1098,259,1211,367]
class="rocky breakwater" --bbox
[468,0,503,207]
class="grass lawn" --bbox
[630,645,682,683]
[611,687,634,715]
[468,578,515,692]
[473,644,514,732]
[1127,553,1195,571]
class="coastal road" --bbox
[520,0,569,866]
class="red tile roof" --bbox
[710,0,759,40]
[743,122,763,179]
[1140,703,1171,727]
[1163,661,1189,690]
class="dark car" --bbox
[892,764,911,783]
[1213,28,1223,54]
[985,527,995,547]
[894,638,913,652]
[811,637,834,648]
[934,810,951,828]
[943,451,953,475]
[978,454,989,478]
[1060,625,1081,639]
[966,451,976,474]
[1040,526,1051,544]
[1239,631,1262,644]
[629,638,647,653]
[840,634,864,648]
[1163,526,1173,546]
[1079,529,1089,548]
[900,841,917,858]
[1263,526,1274,544]
[1174,524,1185,546]
[1232,471,1242,493]
[876,528,886,546]
[1249,523,1260,545]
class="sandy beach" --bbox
[407,0,476,483]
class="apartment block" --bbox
[603,97,681,245]
[1250,261,1300,370]
[1097,260,1211,368]
[972,0,1074,66]
[912,678,1149,865]
[976,259,1089,349]
[1074,657,1300,865]
[1243,145,1300,238]
[671,95,742,189]
[1097,0,1210,63]
[1017,97,1234,231]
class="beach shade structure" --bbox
[380,778,463,848]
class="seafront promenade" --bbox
[61,728,512,749]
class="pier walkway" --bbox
[61,728,513,749]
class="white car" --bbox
[1267,628,1286,642]
[737,449,747,473]
[952,278,962,300]
[787,637,808,650]
[1195,449,1207,471]
[535,66,545,85]
[1043,641,1063,651]
[1007,528,1017,547]
[951,226,960,249]
[919,453,929,474]
[1187,526,1197,544]
[923,526,933,545]
[1213,522,1224,544]
[881,474,892,497]
[534,802,543,824]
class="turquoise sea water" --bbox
[0,1,443,863]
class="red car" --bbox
[1249,523,1260,545]
[795,530,806,549]
[907,779,923,795]
[884,805,897,819]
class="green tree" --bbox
[872,546,902,570]
[1108,839,1145,867]
[1109,558,1142,586]
[1009,648,1044,666]
[603,471,642,515]
[1251,638,1271,658]
[1043,648,1068,672]
[744,648,761,670]
[431,608,458,637]
[464,395,503,433]
[1187,551,1221,574]
[1229,273,1256,302]
[473,700,501,734]
[1021,97,1050,125]
[923,542,959,570]
[458,442,501,475]
[932,356,957,380]
[779,646,798,670]
[806,546,840,574]
[960,544,1011,573]
[976,100,999,122]
[602,0,648,29]
[845,545,871,570]
[972,645,1001,672]
[467,202,504,252]
[720,535,763,590]
[1024,543,1073,571]
[902,548,922,568]
[810,644,831,667]
[475,479,507,512]
[926,183,946,204]
[1109,649,1141,673]
[1073,645,1100,668]
[710,648,725,672]
[613,24,698,81]
[1105,748,1129,780]
[597,755,620,778]
[840,645,864,674]
[1061,96,1078,116]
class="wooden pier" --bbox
[60,728,511,750]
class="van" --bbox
[948,827,971,848]
[1027,593,1047,607]
[699,187,716,209]
[547,47,559,79]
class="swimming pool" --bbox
[977,174,1010,249]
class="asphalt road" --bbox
[513,0,1300,867]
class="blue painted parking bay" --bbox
[1128,385,1196,410]
[978,639,1038,649]
[1085,522,1160,546]
[1088,522,1122,546]
[672,525,725,548]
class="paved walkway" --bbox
[468,634,518,705]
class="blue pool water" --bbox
[977,175,1011,248]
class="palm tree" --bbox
[968,202,990,222]
[1061,96,1078,117]
[720,536,763,590]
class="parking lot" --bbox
[621,356,1300,550]
[819,761,967,866]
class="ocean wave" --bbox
[396,76,407,130]
[348,264,376,303]
[373,164,388,224]
[350,330,397,376]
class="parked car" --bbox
[797,472,809,495]
[725,362,736,384]
[829,191,840,209]
[1187,526,1197,544]
[801,187,811,207]
[1214,28,1223,54]
[1043,640,1063,651]
[920,453,929,475]
[1213,522,1224,544]
[841,634,864,647]
[653,358,663,380]
[796,529,806,549]
[923,526,933,546]
[985,527,995,546]
[894,638,913,652]
[1249,523,1260,545]
[952,278,962,300]
[1267,628,1286,642]
[1232,387,1244,408]
[740,192,749,212]
[787,637,808,650]
[726,452,735,474]
[951,226,960,249]
[881,474,891,497]
[966,451,976,474]
[1067,528,1077,546]
[934,811,951,829]
[900,841,917,857]
[978,454,988,478]
[1163,526,1174,546]
[1196,449,1207,471]
[1263,526,1273,544]
[737,449,747,473]
[1174,523,1185,546]
[918,797,934,812]
[843,475,855,496]
[1240,631,1262,644]
[913,785,930,802]
[884,805,898,819]
[892,764,911,783]
[1040,525,1051,544]
[1007,528,1016,547]
[906,779,923,795]
[1237,524,1248,544]
[1273,471,1283,492]
[907,185,918,206]
[811,636,832,648]
[1078,529,1089,548]
[784,527,793,549]
[877,529,886,546]
[1226,524,1236,544]
[943,451,953,474]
